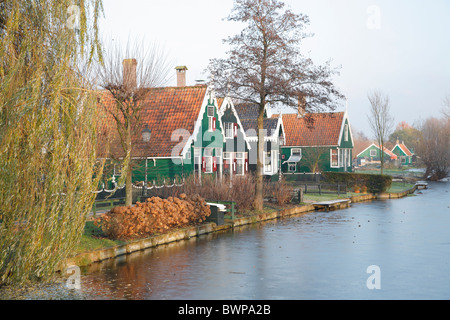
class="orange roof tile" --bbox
[397,143,413,156]
[281,112,345,147]
[98,85,208,158]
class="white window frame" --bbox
[207,105,214,117]
[370,149,377,157]
[344,124,349,142]
[291,148,302,157]
[235,152,245,176]
[330,149,339,168]
[264,151,272,174]
[338,148,344,167]
[224,122,234,138]
[288,163,297,173]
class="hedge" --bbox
[322,172,392,194]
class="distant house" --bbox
[98,64,225,186]
[277,110,354,174]
[391,141,414,166]
[356,143,398,166]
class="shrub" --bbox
[322,172,392,194]
[266,176,294,206]
[95,194,211,240]
[183,173,256,211]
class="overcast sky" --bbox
[99,0,450,135]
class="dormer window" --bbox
[142,126,151,142]
[207,105,216,131]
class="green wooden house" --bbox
[98,66,225,187]
[278,111,354,174]
[218,96,252,178]
[356,143,398,166]
[391,141,414,166]
[233,102,286,178]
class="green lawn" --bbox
[386,181,415,193]
[354,166,425,179]
[76,221,125,254]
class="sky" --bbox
[98,0,450,135]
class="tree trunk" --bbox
[126,121,133,206]
[254,108,265,211]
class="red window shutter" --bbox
[202,157,206,172]
[245,159,249,172]
[213,117,216,131]
[233,158,237,173]
[234,123,238,137]
[213,157,217,172]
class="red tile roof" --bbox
[279,112,345,147]
[98,85,208,158]
[396,143,413,156]
[378,145,398,160]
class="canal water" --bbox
[3,181,450,300]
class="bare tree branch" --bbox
[367,90,395,175]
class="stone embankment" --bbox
[64,185,417,270]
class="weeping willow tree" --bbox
[0,0,104,286]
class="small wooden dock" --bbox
[313,199,351,211]
[415,181,428,190]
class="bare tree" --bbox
[208,0,344,210]
[367,90,395,175]
[97,39,172,206]
[416,117,450,181]
[443,94,450,119]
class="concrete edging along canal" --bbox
[63,185,418,270]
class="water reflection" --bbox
[2,182,449,300]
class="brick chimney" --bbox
[175,66,188,87]
[123,58,137,89]
[297,93,306,118]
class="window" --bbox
[401,156,406,164]
[291,148,302,157]
[264,151,272,173]
[288,163,297,172]
[203,148,213,173]
[223,152,232,160]
[224,122,234,138]
[207,106,216,131]
[207,105,214,117]
[215,148,223,159]
[208,116,216,131]
[344,124,349,142]
[370,149,377,157]
[186,150,191,160]
[235,152,245,176]
[331,149,338,168]
[347,149,351,167]
[339,149,343,167]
